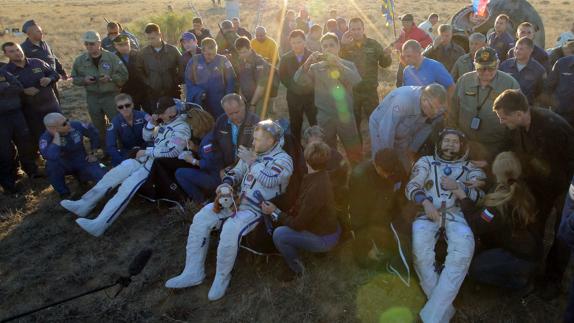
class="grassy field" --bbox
[0,0,572,322]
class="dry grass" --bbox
[0,0,572,322]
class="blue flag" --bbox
[381,0,395,27]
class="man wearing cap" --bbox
[340,17,392,146]
[61,97,191,237]
[394,14,432,87]
[101,22,139,54]
[179,31,201,82]
[251,26,278,63]
[185,37,236,119]
[0,66,39,194]
[40,112,106,199]
[113,34,144,110]
[106,93,150,166]
[136,23,182,114]
[451,33,486,81]
[216,20,240,56]
[487,14,515,62]
[448,47,519,162]
[2,42,61,151]
[500,37,546,105]
[190,17,213,45]
[547,54,574,126]
[20,20,67,100]
[71,31,128,146]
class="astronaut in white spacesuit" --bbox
[406,128,486,323]
[165,120,293,301]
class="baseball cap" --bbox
[22,20,37,33]
[474,47,499,68]
[82,31,101,43]
[155,97,177,114]
[113,34,130,44]
[399,14,414,22]
[180,31,197,42]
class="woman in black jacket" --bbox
[261,141,340,280]
[447,151,542,291]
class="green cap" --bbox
[82,31,101,42]
[474,47,499,68]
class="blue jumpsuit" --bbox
[39,121,107,196]
[175,131,223,203]
[185,54,235,119]
[106,110,150,166]
[547,55,574,125]
[499,58,546,104]
[4,58,61,146]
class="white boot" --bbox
[208,272,231,301]
[60,188,107,217]
[165,215,216,288]
[75,217,109,237]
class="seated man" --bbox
[369,84,446,172]
[106,93,150,166]
[165,120,293,301]
[40,113,107,199]
[60,97,191,237]
[406,128,486,322]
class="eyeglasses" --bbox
[117,103,133,110]
[84,42,97,46]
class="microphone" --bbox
[128,249,153,277]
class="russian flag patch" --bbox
[480,209,495,223]
[203,144,213,153]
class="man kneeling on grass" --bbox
[165,120,293,301]
[60,97,191,237]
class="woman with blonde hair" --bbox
[447,151,542,291]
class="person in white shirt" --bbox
[418,13,439,40]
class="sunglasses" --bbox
[117,103,133,110]
[84,42,97,46]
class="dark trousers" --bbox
[138,158,190,203]
[286,93,316,143]
[0,111,38,190]
[469,248,538,290]
[537,191,571,283]
[46,158,106,195]
[565,273,574,322]
[352,88,379,145]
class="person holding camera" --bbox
[71,31,128,146]
[294,32,362,164]
[60,97,191,237]
[447,47,519,163]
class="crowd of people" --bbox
[2,8,574,322]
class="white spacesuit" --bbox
[61,113,191,237]
[165,121,293,301]
[406,129,486,323]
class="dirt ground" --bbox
[0,0,573,322]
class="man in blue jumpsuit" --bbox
[185,37,236,119]
[106,93,150,166]
[547,55,574,126]
[20,20,67,100]
[0,68,39,194]
[40,112,106,199]
[2,42,60,150]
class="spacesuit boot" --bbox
[208,271,231,301]
[60,187,107,218]
[76,161,149,237]
[166,205,223,288]
[62,159,143,218]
